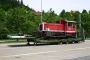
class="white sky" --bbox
[23,0,90,15]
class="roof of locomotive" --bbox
[40,20,76,24]
[56,20,76,23]
[65,20,76,23]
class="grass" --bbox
[85,38,90,40]
[0,39,27,44]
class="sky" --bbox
[23,0,90,15]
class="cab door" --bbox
[66,22,73,33]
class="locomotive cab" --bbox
[65,20,76,38]
[38,22,46,31]
[56,20,76,38]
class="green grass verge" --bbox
[0,39,27,44]
[86,38,90,40]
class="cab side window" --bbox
[68,22,72,26]
[64,21,66,26]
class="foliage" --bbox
[59,9,65,19]
[6,7,35,34]
[0,8,9,39]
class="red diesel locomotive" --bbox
[37,20,76,39]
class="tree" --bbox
[59,9,65,19]
[72,11,80,28]
[21,0,23,5]
[82,9,88,13]
[64,12,74,20]
[42,8,58,23]
[81,10,90,37]
[6,7,35,34]
[0,0,30,11]
[89,10,90,14]
[0,8,9,39]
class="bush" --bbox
[0,28,9,39]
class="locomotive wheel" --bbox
[43,36,47,40]
[43,33,47,40]
[60,42,62,45]
[83,40,85,42]
[66,41,69,44]
[72,41,75,44]
[75,41,80,43]
[78,41,80,43]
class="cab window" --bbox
[64,21,66,26]
[39,24,42,30]
[68,22,72,26]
